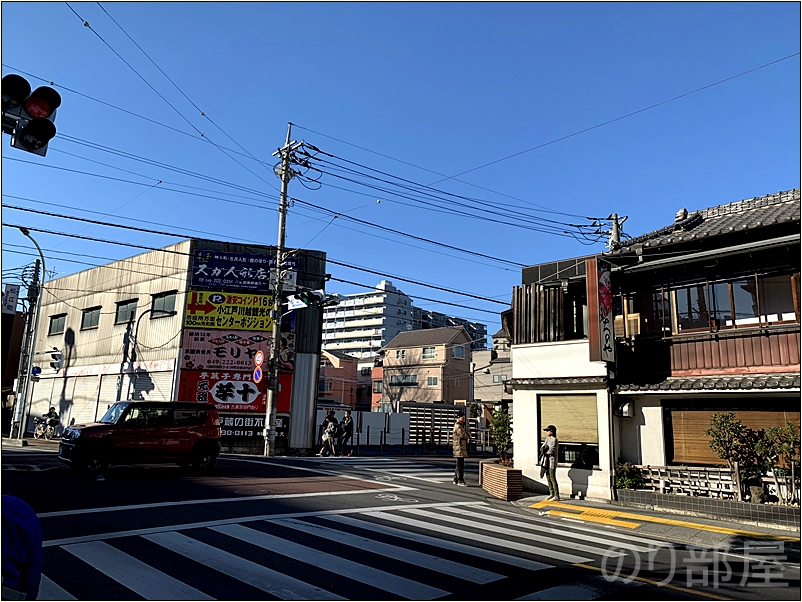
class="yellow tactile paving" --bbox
[528,499,797,541]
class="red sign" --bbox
[181,329,272,371]
[254,350,264,367]
[253,366,263,383]
[177,369,291,413]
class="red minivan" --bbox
[58,401,221,472]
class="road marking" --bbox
[38,575,77,600]
[529,500,797,541]
[145,531,340,600]
[272,518,504,584]
[62,541,214,600]
[322,514,553,573]
[212,523,449,599]
[42,501,484,547]
[366,510,593,564]
[573,563,731,600]
[400,508,625,561]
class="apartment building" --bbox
[321,280,488,361]
[378,326,473,411]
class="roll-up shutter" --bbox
[28,378,55,430]
[669,409,801,465]
[98,374,121,418]
[539,394,598,444]
[66,376,100,427]
[128,371,173,401]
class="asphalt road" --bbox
[2,446,798,600]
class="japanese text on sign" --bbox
[184,290,273,331]
[181,330,272,371]
[192,250,299,293]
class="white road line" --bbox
[62,541,214,600]
[212,523,449,600]
[145,531,339,600]
[480,506,675,548]
[43,501,484,547]
[38,575,77,600]
[272,517,504,584]
[438,506,657,553]
[365,511,593,564]
[322,514,553,573]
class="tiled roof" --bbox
[384,326,468,349]
[491,328,507,339]
[509,377,607,387]
[617,373,800,393]
[614,189,800,253]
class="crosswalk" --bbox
[40,501,675,600]
[309,456,458,483]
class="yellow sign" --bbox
[184,290,273,331]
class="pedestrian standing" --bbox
[1,495,43,601]
[339,410,354,457]
[540,425,560,500]
[452,410,469,486]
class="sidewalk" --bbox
[2,436,60,451]
[512,494,800,548]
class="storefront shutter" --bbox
[66,376,100,426]
[539,394,598,444]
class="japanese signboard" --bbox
[191,250,299,293]
[184,290,273,331]
[276,331,296,373]
[177,370,292,413]
[218,414,288,447]
[2,284,20,314]
[597,258,615,363]
[180,329,272,371]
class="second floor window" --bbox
[373,381,383,394]
[81,307,101,330]
[152,292,176,317]
[115,299,138,324]
[453,345,465,359]
[422,347,436,359]
[48,314,66,336]
[427,376,438,386]
[361,367,372,376]
[395,350,406,359]
[389,374,417,386]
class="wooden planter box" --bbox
[481,460,523,501]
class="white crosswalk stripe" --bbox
[330,457,457,482]
[41,501,660,600]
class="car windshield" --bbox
[98,402,130,424]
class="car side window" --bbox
[122,407,148,427]
[149,408,173,427]
[173,409,206,427]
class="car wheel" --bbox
[192,452,217,470]
[85,456,109,473]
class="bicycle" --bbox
[33,416,58,440]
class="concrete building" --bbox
[318,350,359,409]
[322,280,487,362]
[378,326,473,412]
[22,238,328,453]
[471,328,513,425]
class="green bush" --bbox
[614,462,644,490]
[490,408,512,461]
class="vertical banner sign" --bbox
[597,258,615,363]
[2,284,20,314]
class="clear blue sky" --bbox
[2,2,799,337]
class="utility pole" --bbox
[609,213,620,249]
[264,123,295,457]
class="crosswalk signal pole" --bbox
[264,123,294,457]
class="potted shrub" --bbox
[490,407,512,465]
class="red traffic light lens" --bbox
[24,96,51,118]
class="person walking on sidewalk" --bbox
[541,425,560,500]
[317,411,338,457]
[339,410,354,456]
[452,410,469,486]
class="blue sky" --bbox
[2,2,799,337]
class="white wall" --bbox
[315,409,410,445]
[512,341,607,379]
[513,387,614,501]
[617,395,666,466]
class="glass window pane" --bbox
[731,279,760,326]
[759,275,796,323]
[709,282,732,328]
[675,285,709,331]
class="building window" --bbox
[151,291,177,317]
[361,367,372,376]
[674,284,709,332]
[372,381,383,394]
[493,375,500,383]
[455,378,460,387]
[389,374,417,386]
[81,307,101,330]
[539,394,598,465]
[48,314,66,336]
[427,376,438,387]
[422,347,436,360]
[501,374,508,381]
[395,350,406,359]
[452,345,465,359]
[318,380,333,393]
[115,299,138,324]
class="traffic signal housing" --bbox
[49,350,63,373]
[290,289,326,309]
[2,74,61,156]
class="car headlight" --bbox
[64,429,80,440]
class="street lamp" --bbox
[15,227,46,439]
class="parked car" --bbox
[58,401,221,472]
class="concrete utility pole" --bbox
[264,123,295,457]
[609,213,621,249]
[14,229,46,439]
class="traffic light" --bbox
[49,350,63,373]
[2,74,61,156]
[290,289,326,309]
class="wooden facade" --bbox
[509,283,564,345]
